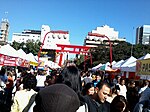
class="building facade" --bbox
[12,29,41,43]
[136,25,150,45]
[0,19,9,45]
[12,25,70,65]
[41,25,70,49]
[41,25,70,65]
[84,25,126,47]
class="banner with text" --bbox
[136,59,150,75]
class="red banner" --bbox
[3,55,17,66]
[0,54,30,67]
[21,60,30,68]
[0,54,4,66]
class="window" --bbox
[58,35,61,39]
[52,35,55,39]
[63,35,66,39]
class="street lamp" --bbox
[88,32,112,66]
[37,31,51,68]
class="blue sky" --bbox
[0,0,150,45]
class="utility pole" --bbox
[131,27,134,56]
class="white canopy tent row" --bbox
[112,54,150,72]
[112,60,124,69]
[90,54,148,79]
[92,61,117,71]
[112,56,137,79]
[0,44,38,67]
[0,44,60,69]
[90,53,150,79]
[119,53,150,72]
[0,44,18,57]
[0,44,18,66]
[115,54,150,79]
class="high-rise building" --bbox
[0,19,9,45]
[136,25,150,45]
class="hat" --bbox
[34,84,80,112]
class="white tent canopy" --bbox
[138,53,150,60]
[121,54,150,72]
[16,49,27,60]
[112,60,124,69]
[26,53,37,63]
[92,63,102,71]
[0,44,18,57]
[120,56,137,72]
[112,61,117,66]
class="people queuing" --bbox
[0,64,149,112]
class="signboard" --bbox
[16,58,30,68]
[40,49,56,61]
[136,58,150,75]
[16,58,24,66]
[21,60,30,68]
[3,55,17,66]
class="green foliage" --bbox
[113,41,132,61]
[11,41,20,50]
[83,41,150,68]
[11,40,41,56]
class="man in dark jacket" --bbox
[84,81,111,112]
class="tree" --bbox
[11,40,41,56]
[89,41,150,67]
[113,41,132,61]
[11,41,21,50]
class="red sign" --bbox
[0,54,4,66]
[3,55,17,66]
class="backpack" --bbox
[22,93,36,112]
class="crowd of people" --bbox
[0,64,149,112]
